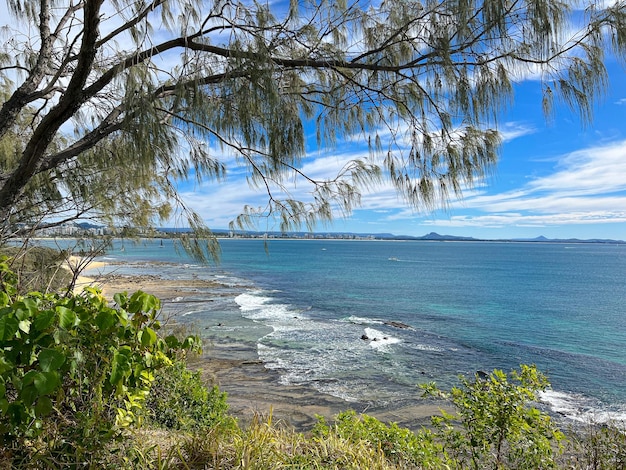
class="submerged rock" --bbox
[384,321,411,329]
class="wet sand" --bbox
[74,260,447,432]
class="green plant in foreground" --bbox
[422,364,565,469]
[143,359,231,431]
[0,259,199,466]
[313,410,446,468]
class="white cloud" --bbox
[419,139,626,228]
[499,122,536,142]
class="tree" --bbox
[1,0,624,250]
[422,365,565,469]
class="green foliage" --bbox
[0,262,200,466]
[175,412,402,469]
[422,365,565,469]
[3,1,626,249]
[143,360,231,431]
[0,246,71,294]
[313,410,446,468]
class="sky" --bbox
[173,4,626,241]
[180,55,626,241]
[2,1,626,241]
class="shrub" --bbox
[563,422,626,470]
[313,410,447,468]
[143,360,231,431]
[422,364,565,469]
[0,259,200,467]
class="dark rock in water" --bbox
[385,321,411,329]
[361,334,369,340]
[476,370,490,380]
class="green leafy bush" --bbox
[0,259,199,466]
[143,360,231,431]
[422,364,565,469]
[313,410,446,468]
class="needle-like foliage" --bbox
[1,0,625,257]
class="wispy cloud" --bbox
[418,139,626,228]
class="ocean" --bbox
[82,238,626,424]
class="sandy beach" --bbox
[73,258,446,432]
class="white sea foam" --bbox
[540,390,626,424]
[344,315,384,325]
[235,291,311,325]
[235,292,273,311]
[364,327,401,351]
[413,344,445,352]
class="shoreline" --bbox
[72,259,446,432]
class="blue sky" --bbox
[181,54,626,240]
[3,1,625,240]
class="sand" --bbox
[72,258,447,432]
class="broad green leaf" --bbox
[110,350,131,386]
[0,398,8,414]
[140,327,157,347]
[34,396,53,417]
[182,336,199,350]
[95,309,117,331]
[18,320,30,334]
[0,357,13,375]
[33,371,61,396]
[128,291,148,313]
[0,316,19,340]
[164,335,181,349]
[38,349,66,372]
[22,369,39,386]
[33,310,56,331]
[0,381,5,398]
[143,294,160,311]
[57,306,77,329]
[22,298,38,314]
[113,292,127,306]
[20,385,39,407]
[0,292,9,307]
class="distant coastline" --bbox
[11,223,626,245]
[213,232,626,244]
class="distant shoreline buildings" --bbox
[12,222,626,245]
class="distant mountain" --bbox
[511,235,625,244]
[155,228,625,244]
[75,222,103,230]
[417,232,480,241]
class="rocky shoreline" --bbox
[77,265,447,432]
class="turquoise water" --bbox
[82,238,626,422]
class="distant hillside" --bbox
[511,235,626,244]
[154,228,625,244]
[415,232,480,241]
